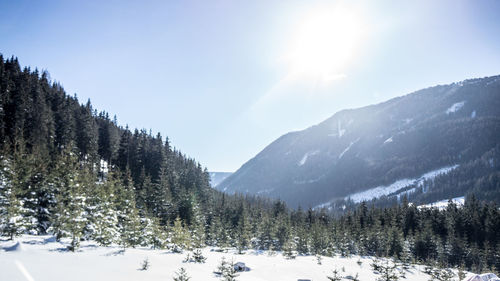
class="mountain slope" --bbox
[209,172,232,187]
[218,75,500,208]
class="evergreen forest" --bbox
[1,55,499,275]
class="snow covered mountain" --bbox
[218,75,500,208]
[209,172,232,188]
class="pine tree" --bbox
[236,207,251,254]
[84,169,119,245]
[140,257,150,270]
[65,177,88,251]
[173,267,190,281]
[428,267,455,281]
[458,264,467,281]
[400,239,413,270]
[149,216,167,249]
[296,226,310,255]
[216,257,239,281]
[139,216,155,247]
[387,226,403,259]
[92,197,119,246]
[62,187,87,251]
[311,223,329,255]
[259,214,275,250]
[15,150,53,235]
[0,166,25,239]
[274,215,291,250]
[75,99,98,163]
[223,259,239,281]
[150,165,172,221]
[376,259,399,281]
[9,147,39,234]
[0,156,10,235]
[216,256,229,275]
[206,216,220,246]
[282,235,298,259]
[115,170,142,247]
[215,217,230,252]
[170,216,191,252]
[327,268,342,281]
[316,254,323,265]
[190,199,206,249]
[338,231,352,257]
[97,113,117,164]
[116,129,131,170]
[135,170,150,214]
[192,248,207,263]
[46,146,88,250]
[48,145,78,240]
[33,161,56,234]
[88,173,119,246]
[50,190,67,241]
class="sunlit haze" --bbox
[1,0,499,171]
[284,4,364,81]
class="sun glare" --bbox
[286,6,364,81]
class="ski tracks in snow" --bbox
[15,259,35,281]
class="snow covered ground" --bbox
[339,138,360,159]
[346,165,459,203]
[0,235,473,281]
[383,137,393,144]
[446,101,465,114]
[298,150,320,166]
[418,196,465,210]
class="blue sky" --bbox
[1,0,499,172]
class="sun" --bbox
[285,6,364,81]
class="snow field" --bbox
[346,165,459,203]
[0,235,474,281]
[446,101,465,114]
[418,196,465,210]
[298,150,320,166]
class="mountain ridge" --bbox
[217,75,500,208]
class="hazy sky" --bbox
[1,0,499,172]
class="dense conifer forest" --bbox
[1,55,499,275]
